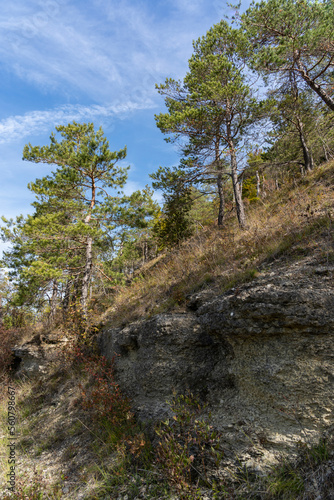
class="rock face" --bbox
[13,334,69,376]
[99,256,334,466]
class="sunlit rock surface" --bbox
[99,256,334,467]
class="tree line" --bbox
[1,0,333,327]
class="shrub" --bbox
[0,327,20,395]
[76,349,131,426]
[155,393,223,498]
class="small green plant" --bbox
[2,467,62,500]
[155,393,223,499]
[258,437,333,499]
[267,462,304,498]
[306,438,329,465]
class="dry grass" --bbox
[0,347,114,499]
[0,344,170,499]
[102,161,334,328]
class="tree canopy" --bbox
[155,20,262,228]
[2,1,334,329]
[19,122,128,316]
[242,0,334,110]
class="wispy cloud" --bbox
[0,0,224,104]
[0,100,156,144]
[171,0,206,15]
[0,0,225,147]
[0,0,230,233]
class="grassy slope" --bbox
[102,161,334,328]
[1,161,333,499]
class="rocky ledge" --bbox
[99,255,334,469]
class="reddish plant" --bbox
[0,327,20,393]
[77,349,131,425]
[155,393,223,497]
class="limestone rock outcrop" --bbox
[13,334,68,375]
[99,256,334,467]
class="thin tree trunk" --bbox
[215,135,225,227]
[231,152,247,228]
[0,296,3,326]
[227,124,247,229]
[48,279,58,325]
[314,117,331,161]
[317,128,332,161]
[322,144,329,162]
[62,278,72,318]
[262,174,267,198]
[256,171,261,198]
[81,235,93,315]
[143,240,148,263]
[81,177,96,316]
[72,273,81,305]
[217,171,225,227]
[296,117,314,172]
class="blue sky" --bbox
[0,0,248,232]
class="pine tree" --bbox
[22,121,128,316]
[150,167,193,248]
[155,21,260,229]
[242,0,334,111]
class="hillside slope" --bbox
[1,161,334,499]
[102,161,334,328]
[100,242,334,468]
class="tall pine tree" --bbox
[155,21,259,228]
[22,121,128,315]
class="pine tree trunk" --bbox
[215,136,225,227]
[295,60,334,112]
[315,117,334,161]
[143,240,148,263]
[81,235,93,315]
[256,171,261,198]
[262,174,267,198]
[217,171,225,227]
[297,117,314,172]
[48,280,58,325]
[0,296,3,326]
[81,178,96,317]
[322,144,329,162]
[227,125,247,229]
[71,274,81,304]
[62,278,72,318]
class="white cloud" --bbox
[171,0,205,15]
[0,1,224,103]
[0,100,156,144]
[0,1,163,101]
[0,0,229,227]
[122,180,145,196]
